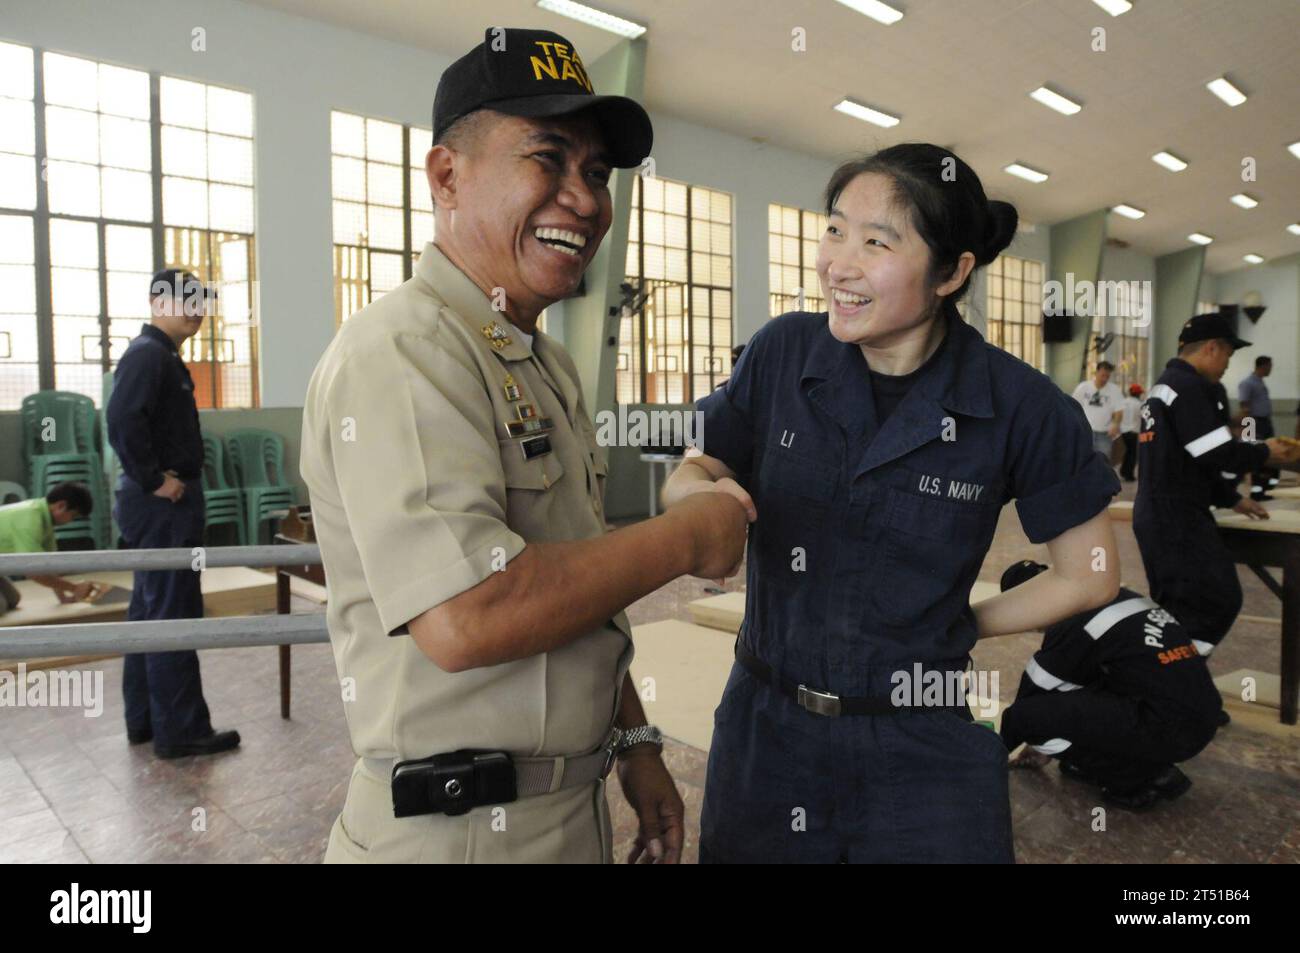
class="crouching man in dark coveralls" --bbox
[999,560,1221,811]
[1133,313,1300,669]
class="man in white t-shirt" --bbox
[1072,361,1124,458]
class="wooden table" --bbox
[274,509,325,720]
[1109,500,1300,724]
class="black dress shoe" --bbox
[1217,708,1231,727]
[127,728,153,745]
[1101,784,1161,812]
[155,729,241,760]
[1251,493,1274,502]
[1149,765,1192,801]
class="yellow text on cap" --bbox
[530,41,593,93]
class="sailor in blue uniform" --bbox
[664,144,1121,863]
[106,270,240,759]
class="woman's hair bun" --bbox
[981,200,1019,265]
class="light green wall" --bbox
[1045,210,1107,390]
[566,38,646,415]
[1153,247,1206,370]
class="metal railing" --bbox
[0,544,327,661]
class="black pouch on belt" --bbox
[391,750,517,818]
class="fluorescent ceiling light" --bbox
[833,98,900,128]
[1230,193,1258,209]
[1152,151,1187,172]
[833,0,904,25]
[1243,254,1264,264]
[536,0,646,39]
[1207,77,1246,107]
[1288,223,1300,236]
[1029,86,1082,115]
[1188,233,1213,245]
[1091,0,1132,15]
[1004,162,1048,183]
[1111,204,1145,220]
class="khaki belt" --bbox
[361,737,615,802]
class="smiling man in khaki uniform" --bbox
[300,27,748,864]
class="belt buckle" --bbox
[797,683,842,718]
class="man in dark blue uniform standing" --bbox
[1134,313,1297,666]
[998,560,1221,810]
[106,269,240,759]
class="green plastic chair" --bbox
[21,391,99,465]
[225,429,295,545]
[201,433,246,545]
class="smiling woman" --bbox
[663,141,1122,864]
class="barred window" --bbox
[330,111,435,326]
[768,203,826,316]
[985,254,1044,371]
[0,40,258,409]
[619,174,732,404]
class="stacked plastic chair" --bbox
[0,482,27,505]
[225,428,295,545]
[20,390,111,549]
[201,432,246,544]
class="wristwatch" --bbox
[615,724,664,758]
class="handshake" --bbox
[1265,437,1300,468]
[662,476,756,583]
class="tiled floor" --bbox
[2,477,1298,863]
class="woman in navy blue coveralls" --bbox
[664,145,1121,863]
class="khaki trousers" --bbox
[323,758,612,863]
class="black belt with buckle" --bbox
[734,640,966,718]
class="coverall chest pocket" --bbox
[751,449,837,593]
[871,487,999,628]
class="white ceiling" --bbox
[244,0,1300,275]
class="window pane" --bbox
[98,63,149,119]
[332,111,365,157]
[162,125,208,178]
[49,218,99,267]
[332,156,365,201]
[45,105,99,163]
[0,42,34,100]
[163,175,208,227]
[206,85,252,137]
[43,52,98,110]
[208,133,254,185]
[100,168,152,222]
[333,200,366,245]
[160,77,206,129]
[0,97,35,153]
[0,214,35,263]
[0,264,37,311]
[47,160,100,216]
[367,204,404,250]
[99,115,151,170]
[409,167,432,211]
[365,118,402,162]
[367,161,403,206]
[209,183,253,233]
[0,153,37,209]
[52,266,100,315]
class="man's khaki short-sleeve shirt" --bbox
[301,243,631,761]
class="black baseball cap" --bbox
[1179,312,1250,349]
[1000,560,1048,593]
[149,269,216,301]
[433,28,652,168]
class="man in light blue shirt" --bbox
[1238,354,1276,500]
